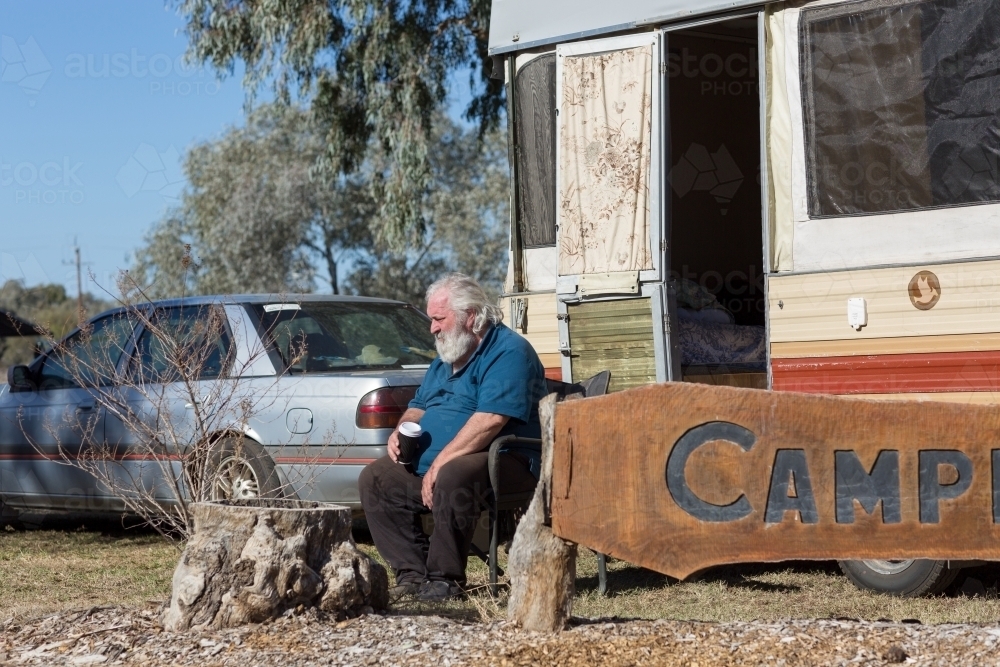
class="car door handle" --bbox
[76,402,96,413]
[185,398,207,409]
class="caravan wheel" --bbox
[838,559,960,597]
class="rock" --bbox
[162,500,387,632]
[884,644,907,663]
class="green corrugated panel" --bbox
[568,298,656,392]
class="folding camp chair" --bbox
[472,370,611,594]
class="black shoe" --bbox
[389,579,423,601]
[417,579,465,602]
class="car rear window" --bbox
[251,302,437,373]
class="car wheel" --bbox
[838,559,960,597]
[208,437,282,501]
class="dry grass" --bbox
[359,532,1000,626]
[4,517,1000,627]
[569,551,1000,625]
[0,519,177,622]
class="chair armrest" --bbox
[487,435,542,497]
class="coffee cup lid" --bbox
[398,421,423,438]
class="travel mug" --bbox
[396,422,423,465]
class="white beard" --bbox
[435,325,477,365]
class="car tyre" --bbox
[838,559,960,597]
[208,437,283,501]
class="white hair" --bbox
[426,273,503,334]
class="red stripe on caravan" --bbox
[771,350,1000,394]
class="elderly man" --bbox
[359,273,546,602]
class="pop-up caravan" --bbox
[491,0,1000,596]
[492,0,1000,403]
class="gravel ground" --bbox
[3,606,1000,666]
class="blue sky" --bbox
[0,1,477,298]
[1,1,249,297]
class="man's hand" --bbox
[386,407,425,464]
[387,429,401,463]
[420,412,511,508]
[421,464,439,508]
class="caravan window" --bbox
[801,0,1000,217]
[514,54,557,247]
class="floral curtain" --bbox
[559,46,654,275]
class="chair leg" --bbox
[469,542,490,565]
[597,553,608,596]
[489,507,499,594]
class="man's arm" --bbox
[387,407,425,462]
[421,411,509,508]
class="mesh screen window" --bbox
[515,54,557,247]
[801,0,1000,217]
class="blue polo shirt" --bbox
[409,323,547,476]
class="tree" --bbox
[132,105,371,297]
[176,0,503,249]
[0,280,112,374]
[132,105,509,307]
[345,117,509,305]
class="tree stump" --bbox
[507,394,577,632]
[163,500,388,632]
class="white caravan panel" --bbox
[488,0,769,54]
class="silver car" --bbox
[0,295,434,517]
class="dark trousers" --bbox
[358,452,536,587]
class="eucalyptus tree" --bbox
[132,104,371,297]
[132,105,508,305]
[176,0,503,249]
[345,115,509,305]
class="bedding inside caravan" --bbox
[665,17,768,388]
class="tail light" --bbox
[356,386,417,429]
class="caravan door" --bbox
[555,33,673,391]
[660,13,771,390]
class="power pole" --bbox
[75,244,83,323]
[63,239,89,326]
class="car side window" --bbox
[131,306,232,383]
[36,312,137,390]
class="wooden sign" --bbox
[550,382,1000,579]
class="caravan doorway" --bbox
[665,17,768,389]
